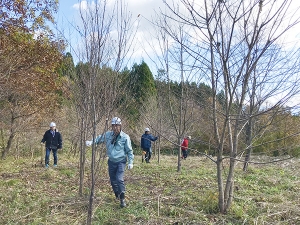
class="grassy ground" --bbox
[0,152,299,225]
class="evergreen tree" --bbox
[125,61,157,125]
[130,61,157,104]
[58,52,76,80]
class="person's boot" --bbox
[120,192,126,208]
[114,192,119,202]
[120,199,126,208]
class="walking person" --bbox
[181,136,191,159]
[86,117,134,208]
[141,128,158,163]
[41,122,63,168]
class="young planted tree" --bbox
[69,0,138,223]
[148,17,200,171]
[242,46,300,170]
[161,0,300,213]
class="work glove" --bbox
[86,141,92,146]
[128,164,133,170]
[40,142,44,145]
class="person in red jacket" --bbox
[181,136,191,159]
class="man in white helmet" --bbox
[86,117,134,208]
[41,122,63,168]
[141,127,158,163]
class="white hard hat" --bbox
[50,122,56,127]
[145,128,150,132]
[187,136,191,139]
[111,117,121,125]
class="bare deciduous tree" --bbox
[68,0,138,223]
[161,0,300,213]
[143,12,202,171]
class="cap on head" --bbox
[111,117,121,125]
[145,128,150,132]
[50,122,56,127]
[187,136,191,139]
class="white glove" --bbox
[86,141,92,146]
[128,164,133,170]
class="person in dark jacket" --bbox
[141,128,158,163]
[41,122,63,168]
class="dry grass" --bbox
[0,152,299,224]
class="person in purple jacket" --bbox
[141,128,158,163]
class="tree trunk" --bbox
[177,141,181,172]
[216,149,224,213]
[87,98,97,225]
[79,118,86,196]
[1,132,15,159]
[158,111,162,164]
[243,118,252,171]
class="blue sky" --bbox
[56,1,79,24]
[54,1,85,56]
[54,0,164,69]
[52,0,300,109]
[53,1,300,82]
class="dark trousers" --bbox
[144,148,151,162]
[108,159,126,198]
[45,148,58,165]
[182,150,188,159]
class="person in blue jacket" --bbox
[141,128,158,163]
[41,122,63,168]
[86,117,134,208]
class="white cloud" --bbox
[66,0,300,73]
[73,1,88,10]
